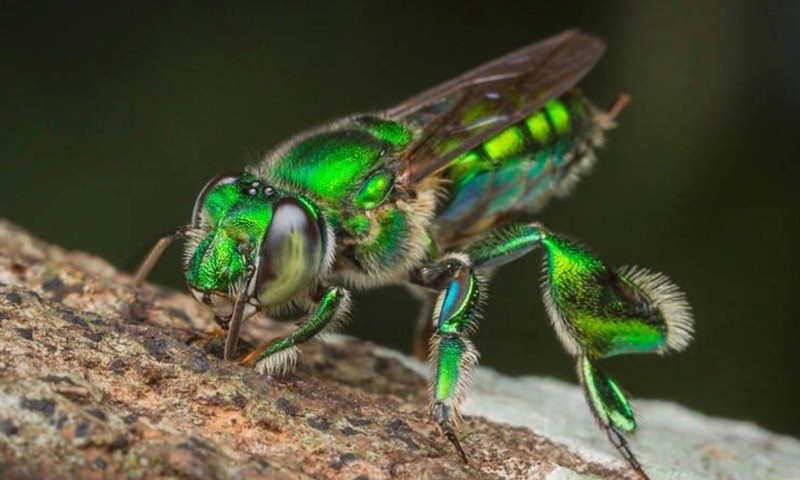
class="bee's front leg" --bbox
[239,286,351,376]
[414,254,485,464]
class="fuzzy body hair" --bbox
[255,346,300,378]
[616,265,694,353]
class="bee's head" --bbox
[184,172,327,315]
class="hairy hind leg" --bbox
[463,222,691,479]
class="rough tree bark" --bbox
[1,220,798,480]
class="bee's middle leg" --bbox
[413,253,485,463]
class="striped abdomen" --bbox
[434,91,610,244]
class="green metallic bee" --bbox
[135,30,692,479]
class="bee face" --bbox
[185,172,326,313]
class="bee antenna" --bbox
[607,93,631,120]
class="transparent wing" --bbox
[387,29,605,183]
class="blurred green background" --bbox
[2,2,798,438]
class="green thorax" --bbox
[436,92,603,241]
[262,116,412,214]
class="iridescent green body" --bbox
[220,90,600,290]
[436,93,602,241]
[135,31,693,480]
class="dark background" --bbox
[2,2,798,438]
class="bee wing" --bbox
[387,29,605,183]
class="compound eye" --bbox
[192,172,240,226]
[256,198,323,307]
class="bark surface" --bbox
[2,220,798,480]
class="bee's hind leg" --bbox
[464,221,690,479]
